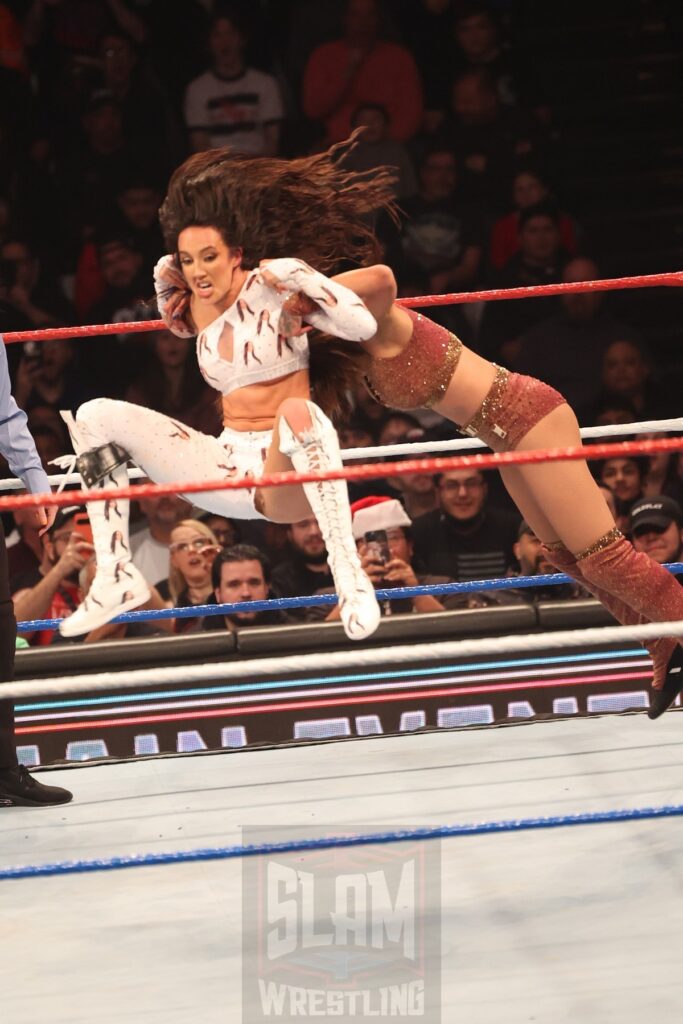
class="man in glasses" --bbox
[411,468,518,583]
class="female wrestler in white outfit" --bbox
[59,145,391,641]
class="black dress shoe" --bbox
[648,645,683,720]
[0,765,73,807]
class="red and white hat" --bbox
[350,496,412,540]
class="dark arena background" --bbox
[1,3,683,1023]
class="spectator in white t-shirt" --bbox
[130,490,192,585]
[183,9,284,155]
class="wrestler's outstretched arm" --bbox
[259,257,379,342]
[276,262,409,349]
[327,264,397,320]
[328,264,413,352]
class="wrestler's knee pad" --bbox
[76,443,130,488]
[275,400,380,640]
[278,400,339,460]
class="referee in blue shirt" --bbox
[0,340,72,806]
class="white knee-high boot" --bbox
[58,410,149,638]
[278,402,380,641]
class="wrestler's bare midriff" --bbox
[364,303,497,426]
[220,368,311,431]
[433,344,498,427]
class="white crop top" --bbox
[193,257,377,399]
[196,269,310,397]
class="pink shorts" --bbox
[461,365,567,451]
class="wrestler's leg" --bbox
[498,467,559,544]
[255,404,314,524]
[502,403,683,699]
[498,457,651,639]
[70,399,268,512]
[499,462,640,623]
[60,398,262,637]
[257,397,380,641]
[499,403,615,551]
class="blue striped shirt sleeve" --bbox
[0,338,52,496]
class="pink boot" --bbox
[564,528,683,717]
[542,535,683,717]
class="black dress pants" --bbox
[0,525,18,770]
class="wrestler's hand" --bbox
[280,293,318,337]
[259,257,377,342]
[153,255,196,338]
[259,261,317,336]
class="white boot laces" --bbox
[48,455,79,495]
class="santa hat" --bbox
[350,496,412,540]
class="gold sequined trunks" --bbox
[364,308,462,409]
[460,367,567,451]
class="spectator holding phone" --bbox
[0,237,74,329]
[13,337,96,416]
[326,496,448,619]
[11,505,94,645]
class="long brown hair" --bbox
[159,133,397,420]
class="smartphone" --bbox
[364,529,390,566]
[72,512,93,546]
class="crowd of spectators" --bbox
[0,0,680,642]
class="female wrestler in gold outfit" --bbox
[333,271,683,718]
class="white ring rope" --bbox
[6,620,683,700]
[341,416,683,460]
[1,416,681,491]
[0,465,147,492]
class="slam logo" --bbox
[243,833,441,1022]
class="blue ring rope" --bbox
[17,562,683,632]
[3,802,683,881]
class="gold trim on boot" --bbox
[575,527,623,561]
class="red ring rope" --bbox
[1,437,681,512]
[3,271,683,344]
